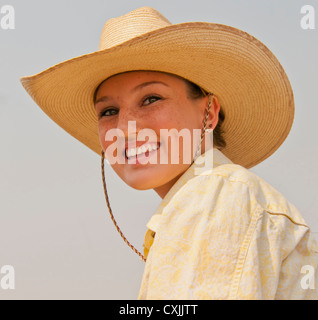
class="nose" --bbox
[116,109,158,150]
[116,108,140,140]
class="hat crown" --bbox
[98,7,172,50]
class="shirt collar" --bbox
[146,147,234,232]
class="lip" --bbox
[125,142,161,164]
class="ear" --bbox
[205,94,220,130]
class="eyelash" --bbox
[98,95,162,119]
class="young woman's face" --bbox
[94,71,216,198]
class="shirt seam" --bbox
[210,170,255,192]
[213,172,308,227]
[265,210,309,229]
[228,205,263,300]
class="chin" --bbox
[124,177,158,191]
[114,164,185,192]
[123,168,174,191]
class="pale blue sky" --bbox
[0,0,317,299]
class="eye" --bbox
[143,95,161,105]
[98,108,118,119]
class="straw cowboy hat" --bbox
[20,6,294,169]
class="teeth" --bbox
[126,143,159,158]
[140,145,147,154]
[130,149,136,157]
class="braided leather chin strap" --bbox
[101,151,146,262]
[100,92,214,262]
[192,93,214,164]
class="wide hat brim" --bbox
[20,21,294,169]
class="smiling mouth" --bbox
[125,142,161,161]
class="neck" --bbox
[153,171,184,199]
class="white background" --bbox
[0,0,317,299]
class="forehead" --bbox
[97,70,187,91]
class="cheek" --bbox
[152,107,183,130]
[161,107,201,139]
[166,101,201,128]
[98,123,111,151]
[162,105,202,158]
[97,124,105,148]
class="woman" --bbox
[20,7,318,299]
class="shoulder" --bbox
[203,163,309,228]
[206,164,316,264]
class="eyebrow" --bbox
[94,81,169,105]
